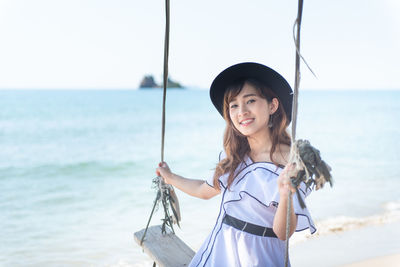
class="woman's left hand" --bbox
[274,163,299,240]
[277,163,297,198]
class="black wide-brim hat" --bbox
[210,62,293,123]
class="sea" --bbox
[1,89,399,266]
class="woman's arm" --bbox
[156,162,220,200]
[273,164,298,240]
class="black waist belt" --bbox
[222,214,277,238]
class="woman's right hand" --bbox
[156,162,173,184]
[156,162,220,199]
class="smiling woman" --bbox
[156,62,315,267]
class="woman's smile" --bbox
[240,118,255,126]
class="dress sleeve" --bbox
[293,182,316,234]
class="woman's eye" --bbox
[247,99,256,104]
[230,104,238,109]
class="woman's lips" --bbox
[240,118,254,126]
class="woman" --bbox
[156,62,315,267]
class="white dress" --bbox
[189,153,316,267]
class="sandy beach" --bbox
[341,253,400,267]
[290,221,400,267]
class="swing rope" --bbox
[282,0,333,265]
[161,0,170,163]
[140,0,173,247]
[284,0,304,266]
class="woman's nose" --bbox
[239,105,249,116]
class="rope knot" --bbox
[288,139,333,208]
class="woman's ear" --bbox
[270,98,279,114]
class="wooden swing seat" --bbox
[134,225,195,267]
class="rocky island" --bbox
[139,75,184,89]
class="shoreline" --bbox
[290,220,400,267]
[340,253,400,267]
[290,202,400,245]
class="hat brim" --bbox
[210,62,293,123]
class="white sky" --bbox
[0,0,399,90]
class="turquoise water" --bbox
[1,89,399,266]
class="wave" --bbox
[291,200,400,245]
[1,161,140,179]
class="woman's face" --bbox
[228,82,278,137]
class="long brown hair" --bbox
[213,78,291,189]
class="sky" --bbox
[0,0,399,90]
